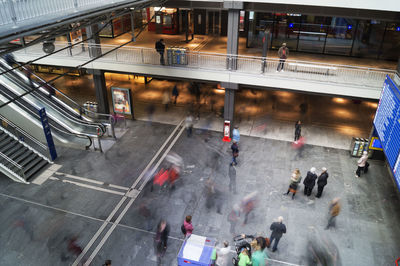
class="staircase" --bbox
[0,128,51,183]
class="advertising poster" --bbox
[111,87,132,114]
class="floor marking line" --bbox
[108,183,130,191]
[58,173,104,185]
[0,192,104,223]
[61,179,125,196]
[82,122,186,265]
[72,196,128,266]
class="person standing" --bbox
[231,140,239,166]
[238,248,251,266]
[155,39,165,65]
[154,220,169,265]
[269,216,287,252]
[228,164,237,194]
[172,85,179,105]
[303,167,317,197]
[326,198,341,229]
[183,215,194,237]
[294,120,301,142]
[162,89,170,111]
[232,126,240,143]
[216,241,231,266]
[276,43,289,72]
[251,237,269,266]
[316,167,329,198]
[356,150,369,178]
[284,169,302,199]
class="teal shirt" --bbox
[238,252,251,266]
[251,250,268,266]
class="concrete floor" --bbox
[0,119,399,266]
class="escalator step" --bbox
[24,160,49,181]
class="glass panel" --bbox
[380,23,400,60]
[247,12,274,48]
[298,16,327,53]
[324,17,356,55]
[271,14,300,51]
[351,20,385,59]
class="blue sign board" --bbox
[373,76,400,189]
[38,108,57,161]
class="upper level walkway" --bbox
[14,38,396,99]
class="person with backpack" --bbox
[182,215,193,237]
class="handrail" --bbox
[0,151,23,170]
[0,151,26,181]
[50,41,397,73]
[0,113,47,151]
[0,86,93,150]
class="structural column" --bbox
[86,24,109,114]
[222,82,238,126]
[225,1,242,70]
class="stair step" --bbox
[0,133,8,143]
[8,147,27,161]
[0,138,13,151]
[4,145,22,158]
[0,140,18,154]
[24,160,49,181]
[23,156,43,173]
[14,151,34,165]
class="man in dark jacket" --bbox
[231,140,239,166]
[154,220,170,265]
[276,43,289,72]
[269,216,286,252]
[316,167,329,198]
[155,39,165,65]
[303,167,317,196]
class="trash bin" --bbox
[177,234,216,266]
[167,47,173,65]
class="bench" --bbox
[287,62,338,75]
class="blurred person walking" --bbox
[232,126,240,143]
[172,84,179,105]
[269,216,286,252]
[316,167,329,198]
[284,169,302,199]
[154,220,170,265]
[185,114,194,137]
[182,215,194,237]
[355,151,369,178]
[162,89,170,111]
[241,191,258,225]
[103,259,112,266]
[155,39,165,65]
[276,43,289,72]
[231,140,239,166]
[216,241,231,266]
[294,120,301,142]
[293,136,305,159]
[228,164,237,194]
[228,204,240,234]
[325,198,341,229]
[303,167,317,197]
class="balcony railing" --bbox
[15,41,396,89]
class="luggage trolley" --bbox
[177,234,216,266]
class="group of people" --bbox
[283,167,329,199]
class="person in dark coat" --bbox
[294,120,301,142]
[155,39,165,65]
[231,140,239,166]
[154,220,170,265]
[269,216,286,252]
[172,85,179,104]
[303,167,317,196]
[316,167,329,198]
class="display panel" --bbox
[368,137,383,150]
[394,153,400,190]
[111,87,132,115]
[373,76,400,168]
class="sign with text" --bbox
[38,108,57,161]
[111,87,132,115]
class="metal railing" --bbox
[0,113,51,161]
[0,0,137,26]
[14,41,396,89]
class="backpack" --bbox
[181,224,186,235]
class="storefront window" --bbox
[297,16,327,53]
[324,17,356,55]
[380,23,400,60]
[351,20,385,59]
[272,14,301,51]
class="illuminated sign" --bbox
[368,137,383,150]
[111,87,132,115]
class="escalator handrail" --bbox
[21,62,114,125]
[0,87,93,150]
[0,71,102,138]
[1,63,107,137]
